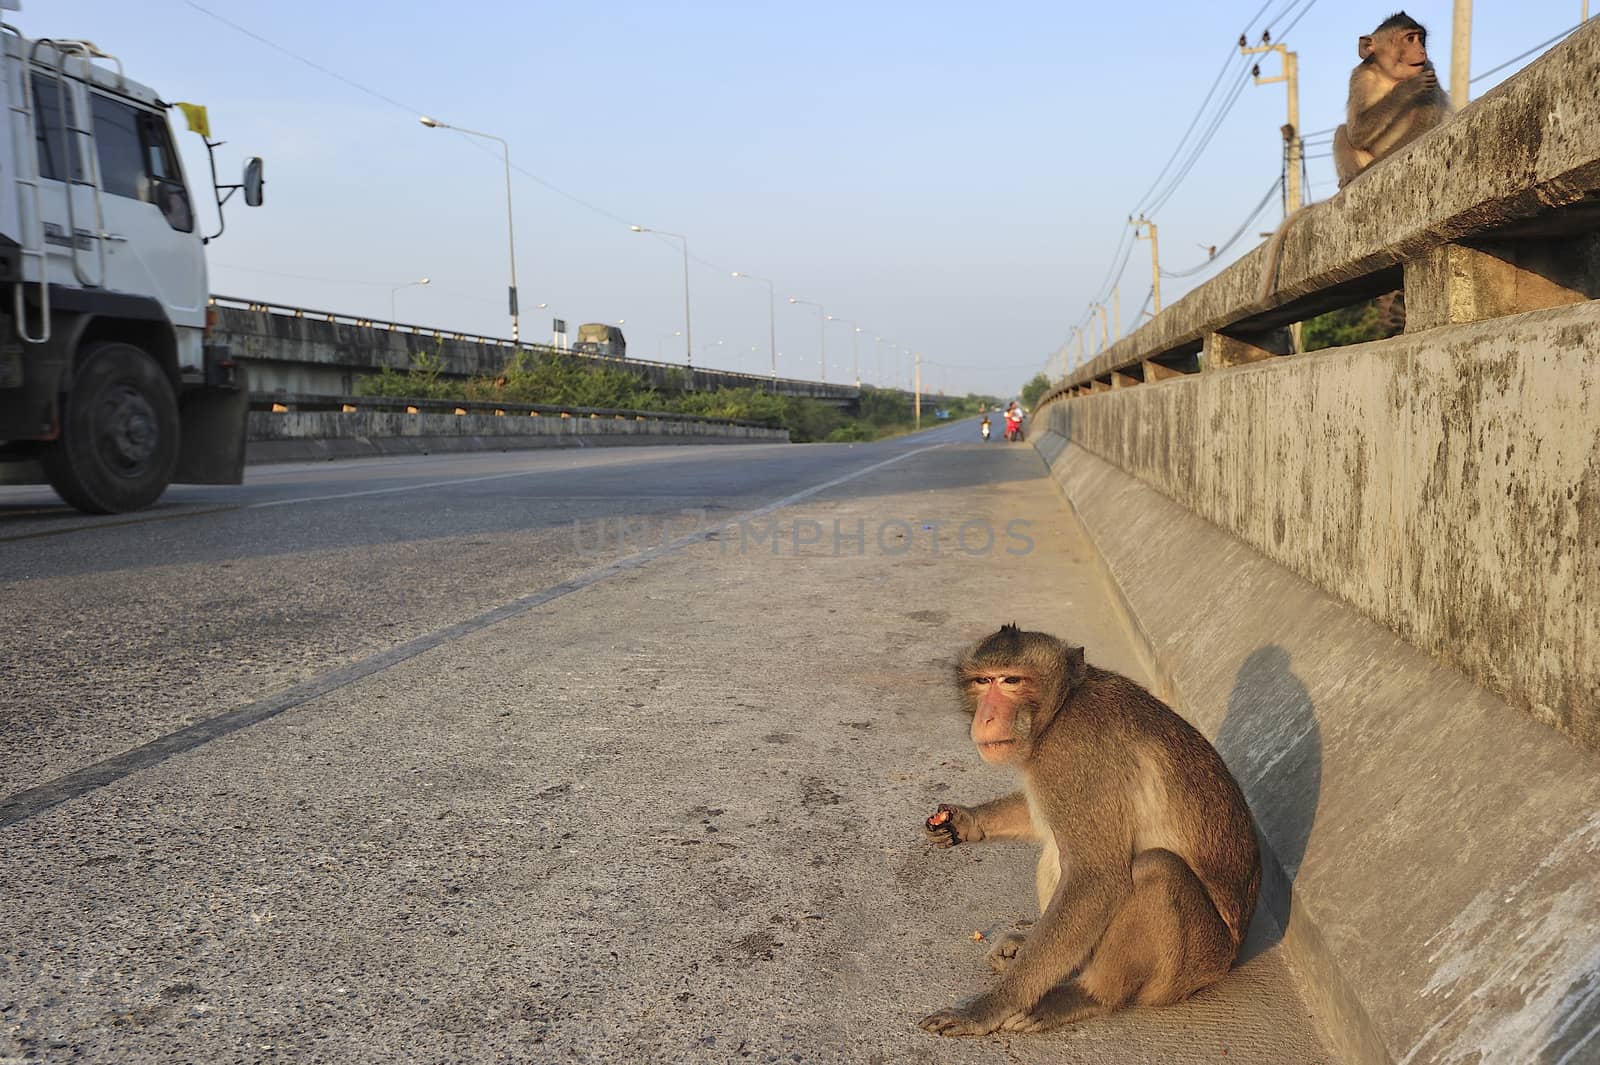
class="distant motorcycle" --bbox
[981,421,991,441]
[1005,419,1025,442]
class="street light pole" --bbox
[826,316,861,387]
[731,271,778,389]
[418,117,520,343]
[914,351,923,429]
[631,225,693,369]
[389,276,430,321]
[788,297,825,381]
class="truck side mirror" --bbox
[243,158,264,207]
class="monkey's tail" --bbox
[1256,206,1311,305]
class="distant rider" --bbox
[980,415,991,441]
[1004,403,1024,442]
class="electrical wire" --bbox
[1144,60,1255,217]
[1273,0,1321,43]
[181,0,664,233]
[1075,0,1287,323]
[1159,176,1282,278]
[1471,22,1585,84]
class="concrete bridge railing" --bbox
[1044,18,1599,745]
[208,298,865,407]
[1033,21,1599,1065]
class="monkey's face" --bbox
[1375,27,1429,80]
[963,670,1038,764]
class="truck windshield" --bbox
[91,92,193,233]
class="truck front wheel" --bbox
[42,341,180,514]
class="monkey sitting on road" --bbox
[919,625,1260,1036]
[1333,11,1454,187]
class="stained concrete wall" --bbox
[247,408,787,464]
[1034,436,1600,1065]
[1039,301,1599,748]
[211,305,861,405]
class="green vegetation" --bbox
[1302,297,1401,351]
[1020,372,1051,409]
[355,350,988,443]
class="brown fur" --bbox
[1333,11,1453,187]
[921,626,1261,1037]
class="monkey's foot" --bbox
[998,984,1110,1033]
[986,932,1027,972]
[918,1005,1003,1038]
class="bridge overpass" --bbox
[208,296,940,411]
[1034,20,1599,1065]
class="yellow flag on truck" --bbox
[173,102,211,140]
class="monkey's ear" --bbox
[1062,644,1087,690]
[1357,34,1375,60]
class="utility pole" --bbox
[913,351,922,429]
[1130,215,1161,314]
[1113,286,1120,340]
[1242,36,1303,215]
[1451,0,1472,108]
[1092,303,1109,351]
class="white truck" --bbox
[0,3,262,513]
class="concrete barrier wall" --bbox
[1040,298,1599,750]
[247,409,788,464]
[1034,435,1600,1065]
[210,304,863,405]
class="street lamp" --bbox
[389,276,429,321]
[731,271,777,388]
[631,225,693,368]
[826,315,862,387]
[418,115,520,344]
[788,297,825,381]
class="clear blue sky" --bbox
[32,1,1589,395]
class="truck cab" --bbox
[0,13,261,513]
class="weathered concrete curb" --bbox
[246,409,789,465]
[1034,431,1600,1065]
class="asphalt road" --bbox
[0,425,1333,1063]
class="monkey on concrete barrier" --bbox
[1333,11,1453,187]
[1260,13,1452,310]
[919,625,1261,1036]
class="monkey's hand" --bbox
[919,995,1011,1038]
[1405,65,1439,95]
[925,803,982,847]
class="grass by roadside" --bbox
[356,350,990,443]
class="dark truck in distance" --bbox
[572,324,626,358]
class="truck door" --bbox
[88,90,206,329]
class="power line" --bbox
[1471,23,1584,84]
[1273,0,1321,42]
[1076,0,1290,321]
[1131,49,1248,215]
[1160,176,1282,278]
[180,0,653,232]
[1145,60,1256,217]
